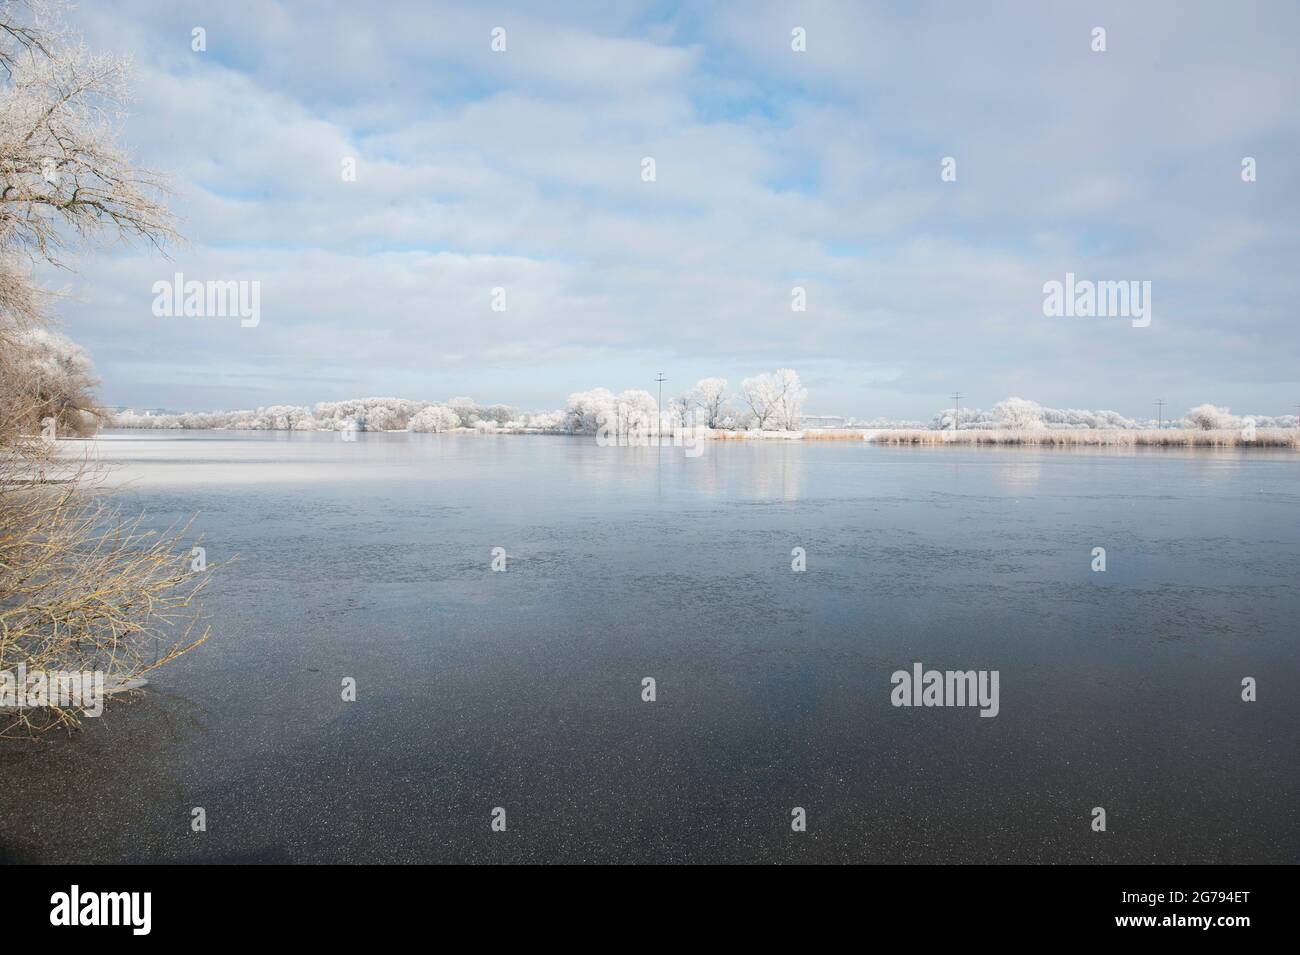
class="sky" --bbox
[42,0,1300,420]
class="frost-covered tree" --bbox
[0,0,174,442]
[1184,404,1240,430]
[741,369,805,431]
[564,388,615,434]
[363,404,399,432]
[408,405,461,433]
[477,404,516,426]
[0,0,203,733]
[4,326,100,434]
[440,396,515,428]
[313,397,433,431]
[1234,414,1298,429]
[772,369,806,430]
[613,389,658,435]
[563,387,658,435]
[739,375,776,429]
[667,391,693,428]
[249,405,316,430]
[717,410,748,431]
[0,6,175,256]
[993,397,1045,431]
[692,377,728,428]
[667,378,729,430]
[931,400,1140,431]
[500,409,565,432]
[1045,407,1136,429]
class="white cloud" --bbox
[43,0,1300,419]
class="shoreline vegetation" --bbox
[104,393,1300,448]
[0,2,208,736]
[858,427,1299,448]
[718,427,1298,447]
[100,424,1300,449]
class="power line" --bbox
[950,392,963,431]
[655,373,667,445]
[1155,399,1165,430]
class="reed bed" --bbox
[864,428,1299,448]
[695,427,1297,446]
[709,429,804,441]
[659,427,1298,446]
[798,429,871,441]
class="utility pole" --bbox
[1155,399,1165,430]
[951,392,963,431]
[655,373,667,444]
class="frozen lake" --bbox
[2,431,1297,863]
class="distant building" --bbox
[800,414,846,429]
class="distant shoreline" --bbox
[711,427,1297,447]
[861,427,1299,448]
[98,425,1300,448]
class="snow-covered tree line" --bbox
[112,369,816,435]
[114,396,566,433]
[929,398,1298,432]
[560,369,809,434]
[102,372,1298,437]
[1180,404,1297,430]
